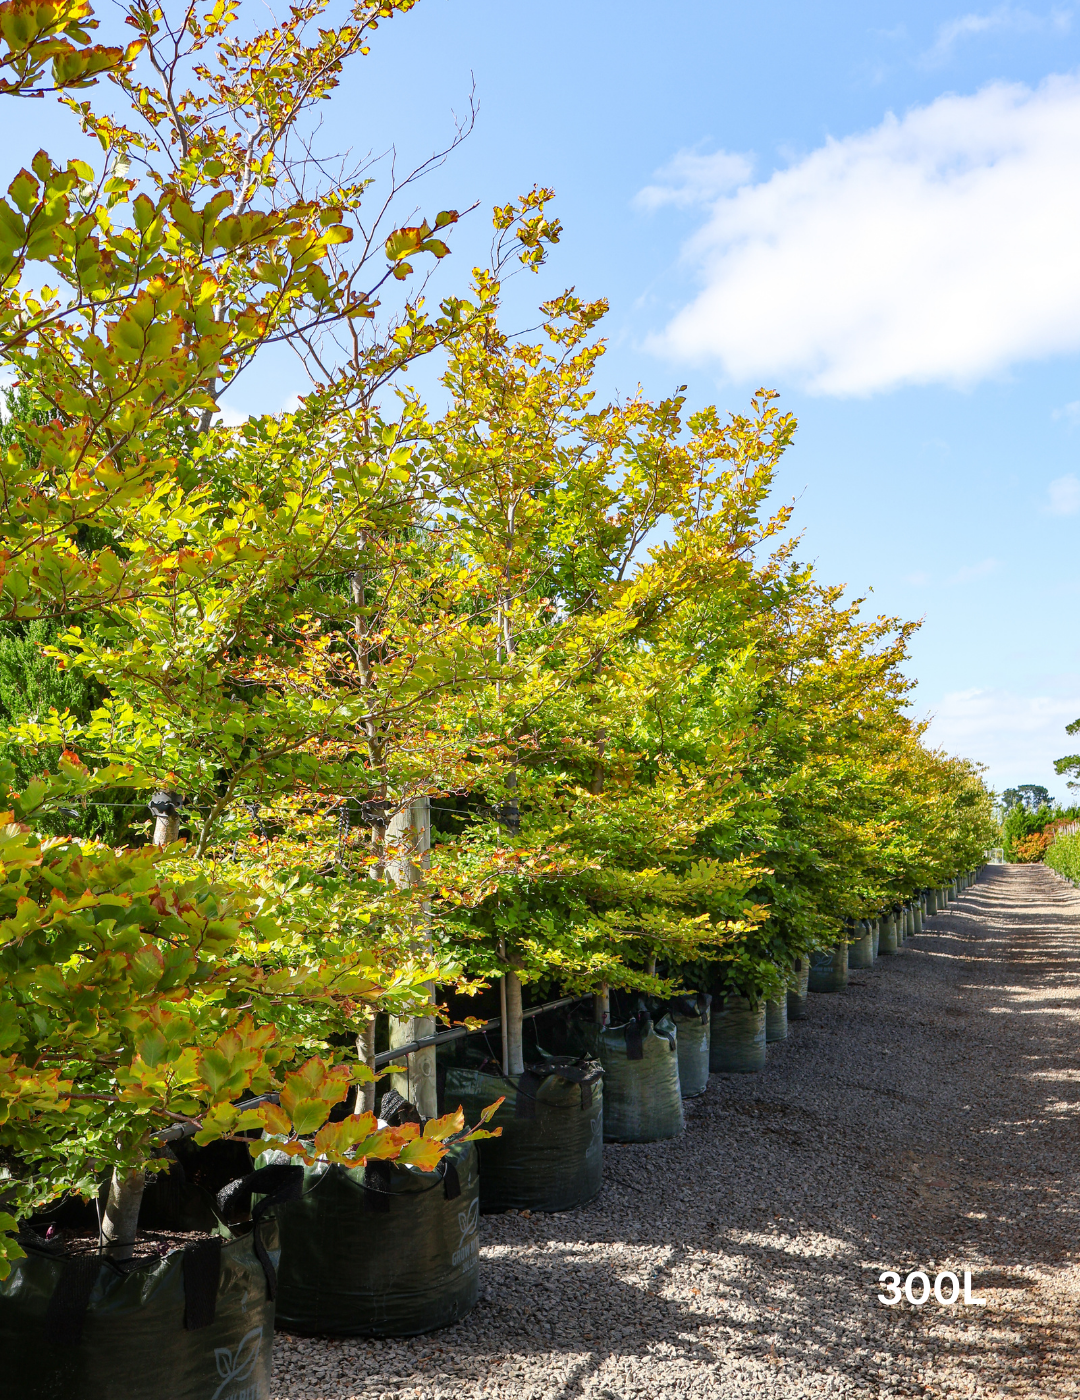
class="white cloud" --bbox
[922,6,1071,66]
[1047,473,1080,514]
[1052,399,1080,423]
[946,557,1000,583]
[647,74,1080,395]
[905,570,932,585]
[924,686,1080,791]
[635,149,754,211]
[214,401,248,427]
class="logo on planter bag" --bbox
[453,1197,479,1267]
[212,1327,264,1400]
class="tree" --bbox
[0,0,509,1272]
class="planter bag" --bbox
[0,1218,279,1400]
[925,890,937,916]
[441,1057,603,1213]
[667,994,711,1098]
[848,923,873,970]
[787,957,810,1021]
[765,997,787,1043]
[582,1012,684,1143]
[709,995,766,1073]
[905,906,916,938]
[895,908,907,945]
[878,913,898,955]
[261,1142,478,1337]
[913,906,924,934]
[871,921,880,959]
[809,943,848,993]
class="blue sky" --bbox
[9,1,1080,797]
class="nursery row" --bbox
[1,872,976,1399]
[0,6,995,1400]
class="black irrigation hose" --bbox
[373,995,586,1068]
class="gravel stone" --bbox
[273,865,1080,1399]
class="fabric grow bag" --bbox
[265,1142,478,1337]
[668,994,711,1097]
[848,921,873,970]
[925,889,938,916]
[808,943,848,993]
[441,1057,603,1213]
[787,957,810,1021]
[871,920,880,959]
[709,995,766,1073]
[0,1218,279,1400]
[878,912,898,955]
[584,1012,684,1142]
[765,997,787,1043]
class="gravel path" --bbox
[272,865,1080,1400]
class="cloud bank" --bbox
[923,686,1080,790]
[647,74,1080,395]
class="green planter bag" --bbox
[878,912,898,955]
[709,994,766,1072]
[848,921,873,970]
[765,996,787,1042]
[912,904,923,934]
[0,1217,279,1400]
[584,1012,684,1142]
[808,943,848,993]
[264,1143,479,1337]
[441,1056,603,1213]
[667,995,712,1098]
[787,957,810,1021]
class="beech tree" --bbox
[0,0,507,1272]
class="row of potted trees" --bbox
[0,3,996,1394]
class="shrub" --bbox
[1014,831,1053,863]
[1046,831,1080,883]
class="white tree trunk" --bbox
[504,966,525,1076]
[386,796,437,1118]
[357,1017,377,1115]
[101,1167,144,1260]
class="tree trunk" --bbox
[356,1017,377,1115]
[101,1167,144,1260]
[594,983,610,1027]
[386,796,438,1118]
[504,965,525,1076]
[150,790,182,846]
